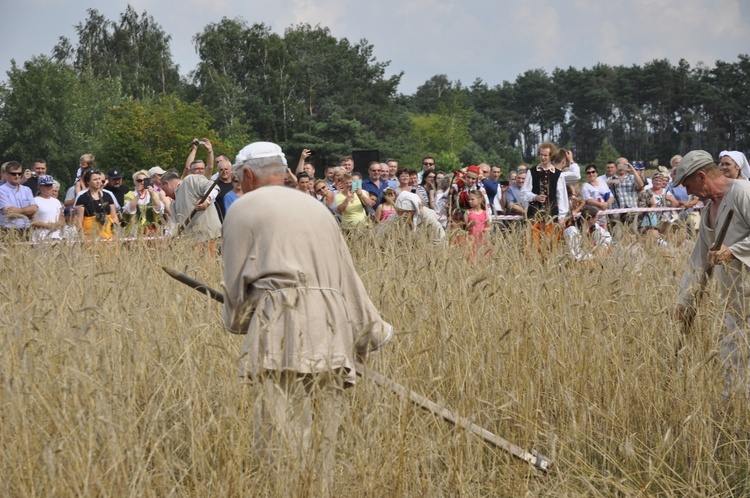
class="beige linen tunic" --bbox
[222,185,392,385]
[169,175,221,240]
[677,180,750,387]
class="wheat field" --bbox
[0,226,748,497]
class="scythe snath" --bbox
[163,266,553,473]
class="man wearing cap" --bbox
[106,168,128,208]
[223,141,392,493]
[0,161,38,235]
[673,150,750,397]
[160,169,221,241]
[147,166,172,219]
[148,166,166,188]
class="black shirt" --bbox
[214,180,235,222]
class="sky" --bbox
[3,0,749,95]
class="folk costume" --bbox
[122,189,164,235]
[521,164,569,252]
[222,177,392,491]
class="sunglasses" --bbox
[136,178,145,183]
[8,171,23,177]
[586,171,597,174]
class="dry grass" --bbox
[0,227,748,497]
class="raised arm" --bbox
[183,139,199,178]
[296,149,312,175]
[203,138,214,179]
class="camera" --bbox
[142,178,152,188]
[500,180,509,186]
[308,150,315,156]
[191,140,205,147]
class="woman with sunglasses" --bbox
[122,169,164,235]
[580,164,613,226]
[75,168,119,239]
[580,165,613,210]
[313,179,336,212]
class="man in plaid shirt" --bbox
[607,157,644,229]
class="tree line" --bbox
[1,5,747,186]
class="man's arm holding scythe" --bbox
[674,209,734,333]
[162,266,553,473]
[176,177,221,237]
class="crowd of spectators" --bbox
[1,140,747,260]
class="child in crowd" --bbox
[563,204,612,261]
[374,187,397,223]
[61,206,79,241]
[464,191,492,259]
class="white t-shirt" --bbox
[580,181,612,204]
[32,196,64,241]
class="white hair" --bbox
[233,156,286,180]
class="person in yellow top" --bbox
[122,169,165,235]
[334,173,374,229]
[74,169,119,240]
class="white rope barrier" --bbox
[492,206,697,223]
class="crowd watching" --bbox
[1,140,745,260]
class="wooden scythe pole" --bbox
[162,266,553,473]
[680,209,734,336]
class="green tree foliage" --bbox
[466,56,750,166]
[96,94,225,179]
[593,138,622,167]
[191,19,404,164]
[2,5,749,175]
[0,56,121,185]
[54,6,180,99]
